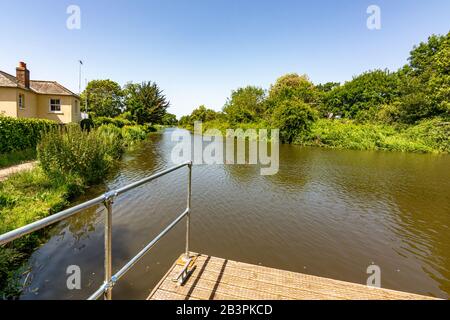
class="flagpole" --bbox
[85,78,88,116]
[78,60,82,95]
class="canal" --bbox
[20,128,450,299]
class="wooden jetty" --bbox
[148,253,437,300]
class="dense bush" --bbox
[272,99,318,143]
[37,126,124,184]
[92,116,134,128]
[0,116,58,154]
[302,119,438,153]
[402,118,450,153]
[323,70,401,121]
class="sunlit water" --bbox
[20,128,450,299]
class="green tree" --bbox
[161,113,178,126]
[316,82,340,93]
[178,115,191,127]
[395,32,450,123]
[268,74,319,109]
[223,86,266,124]
[323,70,401,121]
[124,82,170,125]
[81,80,124,117]
[272,99,318,144]
[190,105,219,123]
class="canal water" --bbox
[20,128,450,299]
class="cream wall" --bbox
[71,97,82,123]
[0,88,80,123]
[0,88,18,117]
[16,88,38,118]
[36,95,75,123]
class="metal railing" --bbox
[0,161,193,300]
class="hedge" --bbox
[0,116,59,154]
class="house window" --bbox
[74,100,79,113]
[18,94,25,109]
[49,99,61,112]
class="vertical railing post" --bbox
[103,196,114,300]
[185,162,192,260]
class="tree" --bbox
[124,82,170,125]
[323,70,401,121]
[267,74,320,109]
[81,80,124,117]
[223,86,266,124]
[271,99,318,144]
[395,32,450,123]
[178,115,191,127]
[161,113,178,126]
[316,82,340,93]
[189,105,219,123]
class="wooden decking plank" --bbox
[161,265,340,300]
[150,289,200,300]
[186,256,432,300]
[148,253,438,300]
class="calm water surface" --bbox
[20,129,450,299]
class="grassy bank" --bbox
[0,124,149,299]
[0,149,36,169]
[300,118,450,154]
[181,118,450,154]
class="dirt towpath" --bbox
[0,161,37,182]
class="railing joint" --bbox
[103,190,118,205]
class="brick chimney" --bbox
[16,61,30,89]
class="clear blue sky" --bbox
[1,0,449,117]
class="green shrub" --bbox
[37,126,123,184]
[272,99,318,143]
[0,116,58,154]
[301,119,443,153]
[121,125,148,145]
[92,116,134,128]
[402,118,450,153]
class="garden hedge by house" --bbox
[0,117,58,154]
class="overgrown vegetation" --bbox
[0,124,148,299]
[179,32,450,153]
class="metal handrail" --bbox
[0,161,193,300]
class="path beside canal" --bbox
[0,161,36,181]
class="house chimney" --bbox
[16,61,30,88]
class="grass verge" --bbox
[0,149,37,169]
[0,124,149,299]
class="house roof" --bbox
[30,80,78,97]
[0,71,19,87]
[0,70,79,98]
